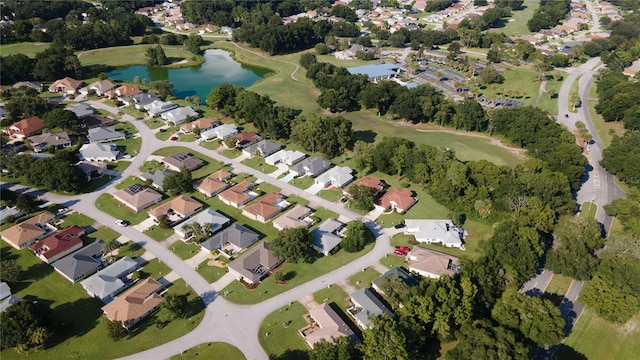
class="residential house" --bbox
[218,180,256,208]
[124,92,159,109]
[160,106,199,126]
[79,143,120,162]
[404,219,466,248]
[407,247,460,278]
[148,195,203,224]
[13,81,43,93]
[242,193,288,223]
[0,282,11,300]
[0,291,23,313]
[314,166,353,189]
[174,208,230,240]
[200,223,260,255]
[52,240,104,283]
[0,212,56,250]
[82,256,139,303]
[347,288,393,330]
[88,126,126,143]
[2,116,44,139]
[311,219,345,256]
[227,241,283,285]
[66,104,94,119]
[623,58,640,77]
[106,85,142,101]
[347,176,385,196]
[77,161,107,181]
[242,140,282,158]
[48,77,83,94]
[179,117,217,133]
[79,79,117,96]
[112,184,163,212]
[80,114,114,129]
[162,152,204,172]
[29,131,72,152]
[233,132,260,149]
[273,205,313,231]
[200,123,238,141]
[265,150,306,166]
[145,100,178,117]
[0,206,24,225]
[101,277,163,330]
[139,169,174,190]
[290,157,331,177]
[371,267,419,295]
[299,303,357,349]
[192,170,232,197]
[29,225,85,264]
[375,188,417,213]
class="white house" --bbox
[265,149,306,166]
[404,219,466,248]
[160,106,199,126]
[314,166,353,188]
[200,123,238,141]
[79,143,120,162]
[145,100,177,117]
[173,208,230,240]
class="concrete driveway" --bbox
[305,182,324,195]
[133,217,156,232]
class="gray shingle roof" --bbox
[81,256,138,301]
[200,223,259,251]
[350,288,393,329]
[139,169,174,189]
[51,240,104,282]
[88,126,126,143]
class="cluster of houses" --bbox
[0,211,164,328]
[423,0,472,23]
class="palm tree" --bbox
[102,239,119,254]
[30,327,50,347]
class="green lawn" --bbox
[221,148,241,158]
[579,202,597,219]
[170,342,246,360]
[558,309,640,360]
[290,176,314,190]
[316,188,343,202]
[178,133,197,142]
[242,156,278,174]
[255,182,281,194]
[78,45,202,68]
[170,240,202,260]
[139,160,165,173]
[117,241,146,258]
[587,81,626,148]
[85,226,120,243]
[475,66,540,108]
[286,195,310,207]
[95,193,153,225]
[0,244,203,360]
[313,285,350,309]
[196,259,228,284]
[60,212,95,228]
[144,118,166,129]
[119,106,146,119]
[348,267,381,289]
[258,302,309,360]
[380,254,406,269]
[0,41,51,58]
[152,146,225,180]
[536,71,565,116]
[200,140,221,151]
[488,3,539,37]
[222,240,375,304]
[114,122,139,135]
[139,258,173,280]
[144,225,174,242]
[114,175,149,190]
[107,161,132,172]
[114,137,142,157]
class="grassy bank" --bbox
[587,81,625,148]
[171,343,246,360]
[77,44,203,69]
[488,3,540,37]
[0,41,51,58]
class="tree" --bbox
[15,193,37,214]
[0,54,34,85]
[150,80,174,100]
[478,66,504,84]
[4,94,48,123]
[580,275,640,323]
[446,320,529,360]
[162,293,185,320]
[310,336,359,360]
[359,315,409,360]
[184,34,204,55]
[102,239,120,254]
[447,41,461,54]
[348,185,375,211]
[42,108,80,131]
[1,301,52,350]
[389,33,406,48]
[25,158,86,193]
[181,222,212,243]
[601,131,640,186]
[162,167,192,196]
[342,220,367,252]
[0,259,22,283]
[299,53,317,69]
[492,290,565,347]
[157,214,171,229]
[33,46,82,81]
[270,227,311,263]
[314,43,329,55]
[105,319,127,341]
[145,45,167,66]
[546,215,604,280]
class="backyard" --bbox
[258,302,309,360]
[348,267,381,289]
[170,342,245,360]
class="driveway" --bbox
[305,182,324,195]
[280,171,295,183]
[133,217,156,232]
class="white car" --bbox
[115,219,128,227]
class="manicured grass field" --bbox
[108,161,132,172]
[348,267,381,289]
[0,41,51,57]
[258,302,309,360]
[144,118,165,129]
[139,258,172,279]
[242,156,278,174]
[77,45,201,68]
[558,309,640,360]
[118,241,146,258]
[115,137,142,156]
[587,81,626,149]
[290,176,314,190]
[313,285,350,309]
[170,342,246,360]
[380,254,406,269]
[316,188,343,202]
[85,226,120,243]
[144,224,175,242]
[254,182,281,194]
[221,148,242,158]
[579,202,597,219]
[60,212,95,228]
[95,193,152,225]
[170,240,201,260]
[536,72,565,116]
[196,259,227,284]
[0,244,204,360]
[476,66,540,108]
[488,3,539,37]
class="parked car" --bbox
[394,246,409,256]
[170,136,178,141]
[115,219,128,227]
[394,222,406,229]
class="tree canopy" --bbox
[270,227,311,263]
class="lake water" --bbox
[107,49,270,103]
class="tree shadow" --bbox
[23,262,54,281]
[353,129,377,143]
[282,270,296,281]
[269,349,310,360]
[554,344,588,360]
[46,297,103,348]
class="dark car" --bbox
[394,223,406,229]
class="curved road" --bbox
[24,100,393,360]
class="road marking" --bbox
[593,170,600,189]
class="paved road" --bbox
[519,269,554,297]
[9,100,394,360]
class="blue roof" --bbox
[404,82,420,89]
[347,63,400,78]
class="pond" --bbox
[107,49,270,103]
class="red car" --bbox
[170,136,178,141]
[394,246,409,256]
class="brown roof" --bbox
[273,204,312,230]
[235,132,259,146]
[80,114,115,129]
[162,152,204,171]
[218,180,254,206]
[303,303,356,348]
[112,185,163,212]
[0,211,55,247]
[148,195,202,218]
[243,193,284,220]
[407,247,459,278]
[107,85,142,98]
[193,173,229,196]
[376,188,416,212]
[101,278,163,328]
[50,77,83,91]
[181,117,216,131]
[3,116,44,137]
[350,177,384,193]
[228,241,283,283]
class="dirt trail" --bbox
[228,42,300,81]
